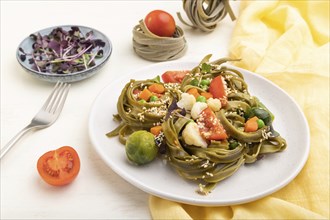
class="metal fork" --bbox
[0,81,71,159]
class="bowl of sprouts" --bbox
[16,25,112,83]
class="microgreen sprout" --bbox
[19,26,106,74]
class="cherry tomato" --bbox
[37,146,80,186]
[197,107,228,140]
[161,70,189,83]
[145,10,176,37]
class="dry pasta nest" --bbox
[132,20,187,62]
[178,0,236,32]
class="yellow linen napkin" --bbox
[149,0,329,219]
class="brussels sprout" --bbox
[125,130,158,165]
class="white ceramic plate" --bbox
[88,61,310,206]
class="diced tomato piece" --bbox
[209,76,227,105]
[197,107,228,140]
[152,92,163,98]
[133,89,141,95]
[161,70,189,83]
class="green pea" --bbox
[149,95,158,102]
[200,79,210,86]
[200,85,209,91]
[257,119,265,128]
[229,141,239,150]
[190,79,199,86]
[138,99,146,104]
[252,107,272,125]
[196,95,207,103]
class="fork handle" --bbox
[0,124,35,159]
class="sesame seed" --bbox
[206,172,214,177]
[137,112,145,122]
[200,160,210,168]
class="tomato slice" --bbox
[209,76,227,105]
[37,146,80,186]
[197,107,228,140]
[161,70,189,83]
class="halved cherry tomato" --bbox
[37,146,80,186]
[145,10,176,37]
[209,76,227,105]
[197,107,228,140]
[161,70,189,83]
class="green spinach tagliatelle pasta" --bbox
[107,55,287,195]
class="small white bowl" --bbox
[16,25,112,83]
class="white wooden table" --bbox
[1,1,240,218]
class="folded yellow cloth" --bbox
[149,0,329,219]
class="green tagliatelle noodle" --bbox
[163,55,286,194]
[107,55,287,195]
[177,0,236,32]
[107,76,181,145]
[132,20,187,61]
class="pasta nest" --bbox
[177,0,236,32]
[132,20,187,61]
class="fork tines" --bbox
[43,81,71,114]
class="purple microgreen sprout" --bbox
[19,26,106,74]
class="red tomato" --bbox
[209,76,227,106]
[197,107,228,140]
[37,146,80,186]
[133,89,141,94]
[145,10,176,37]
[161,70,189,83]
